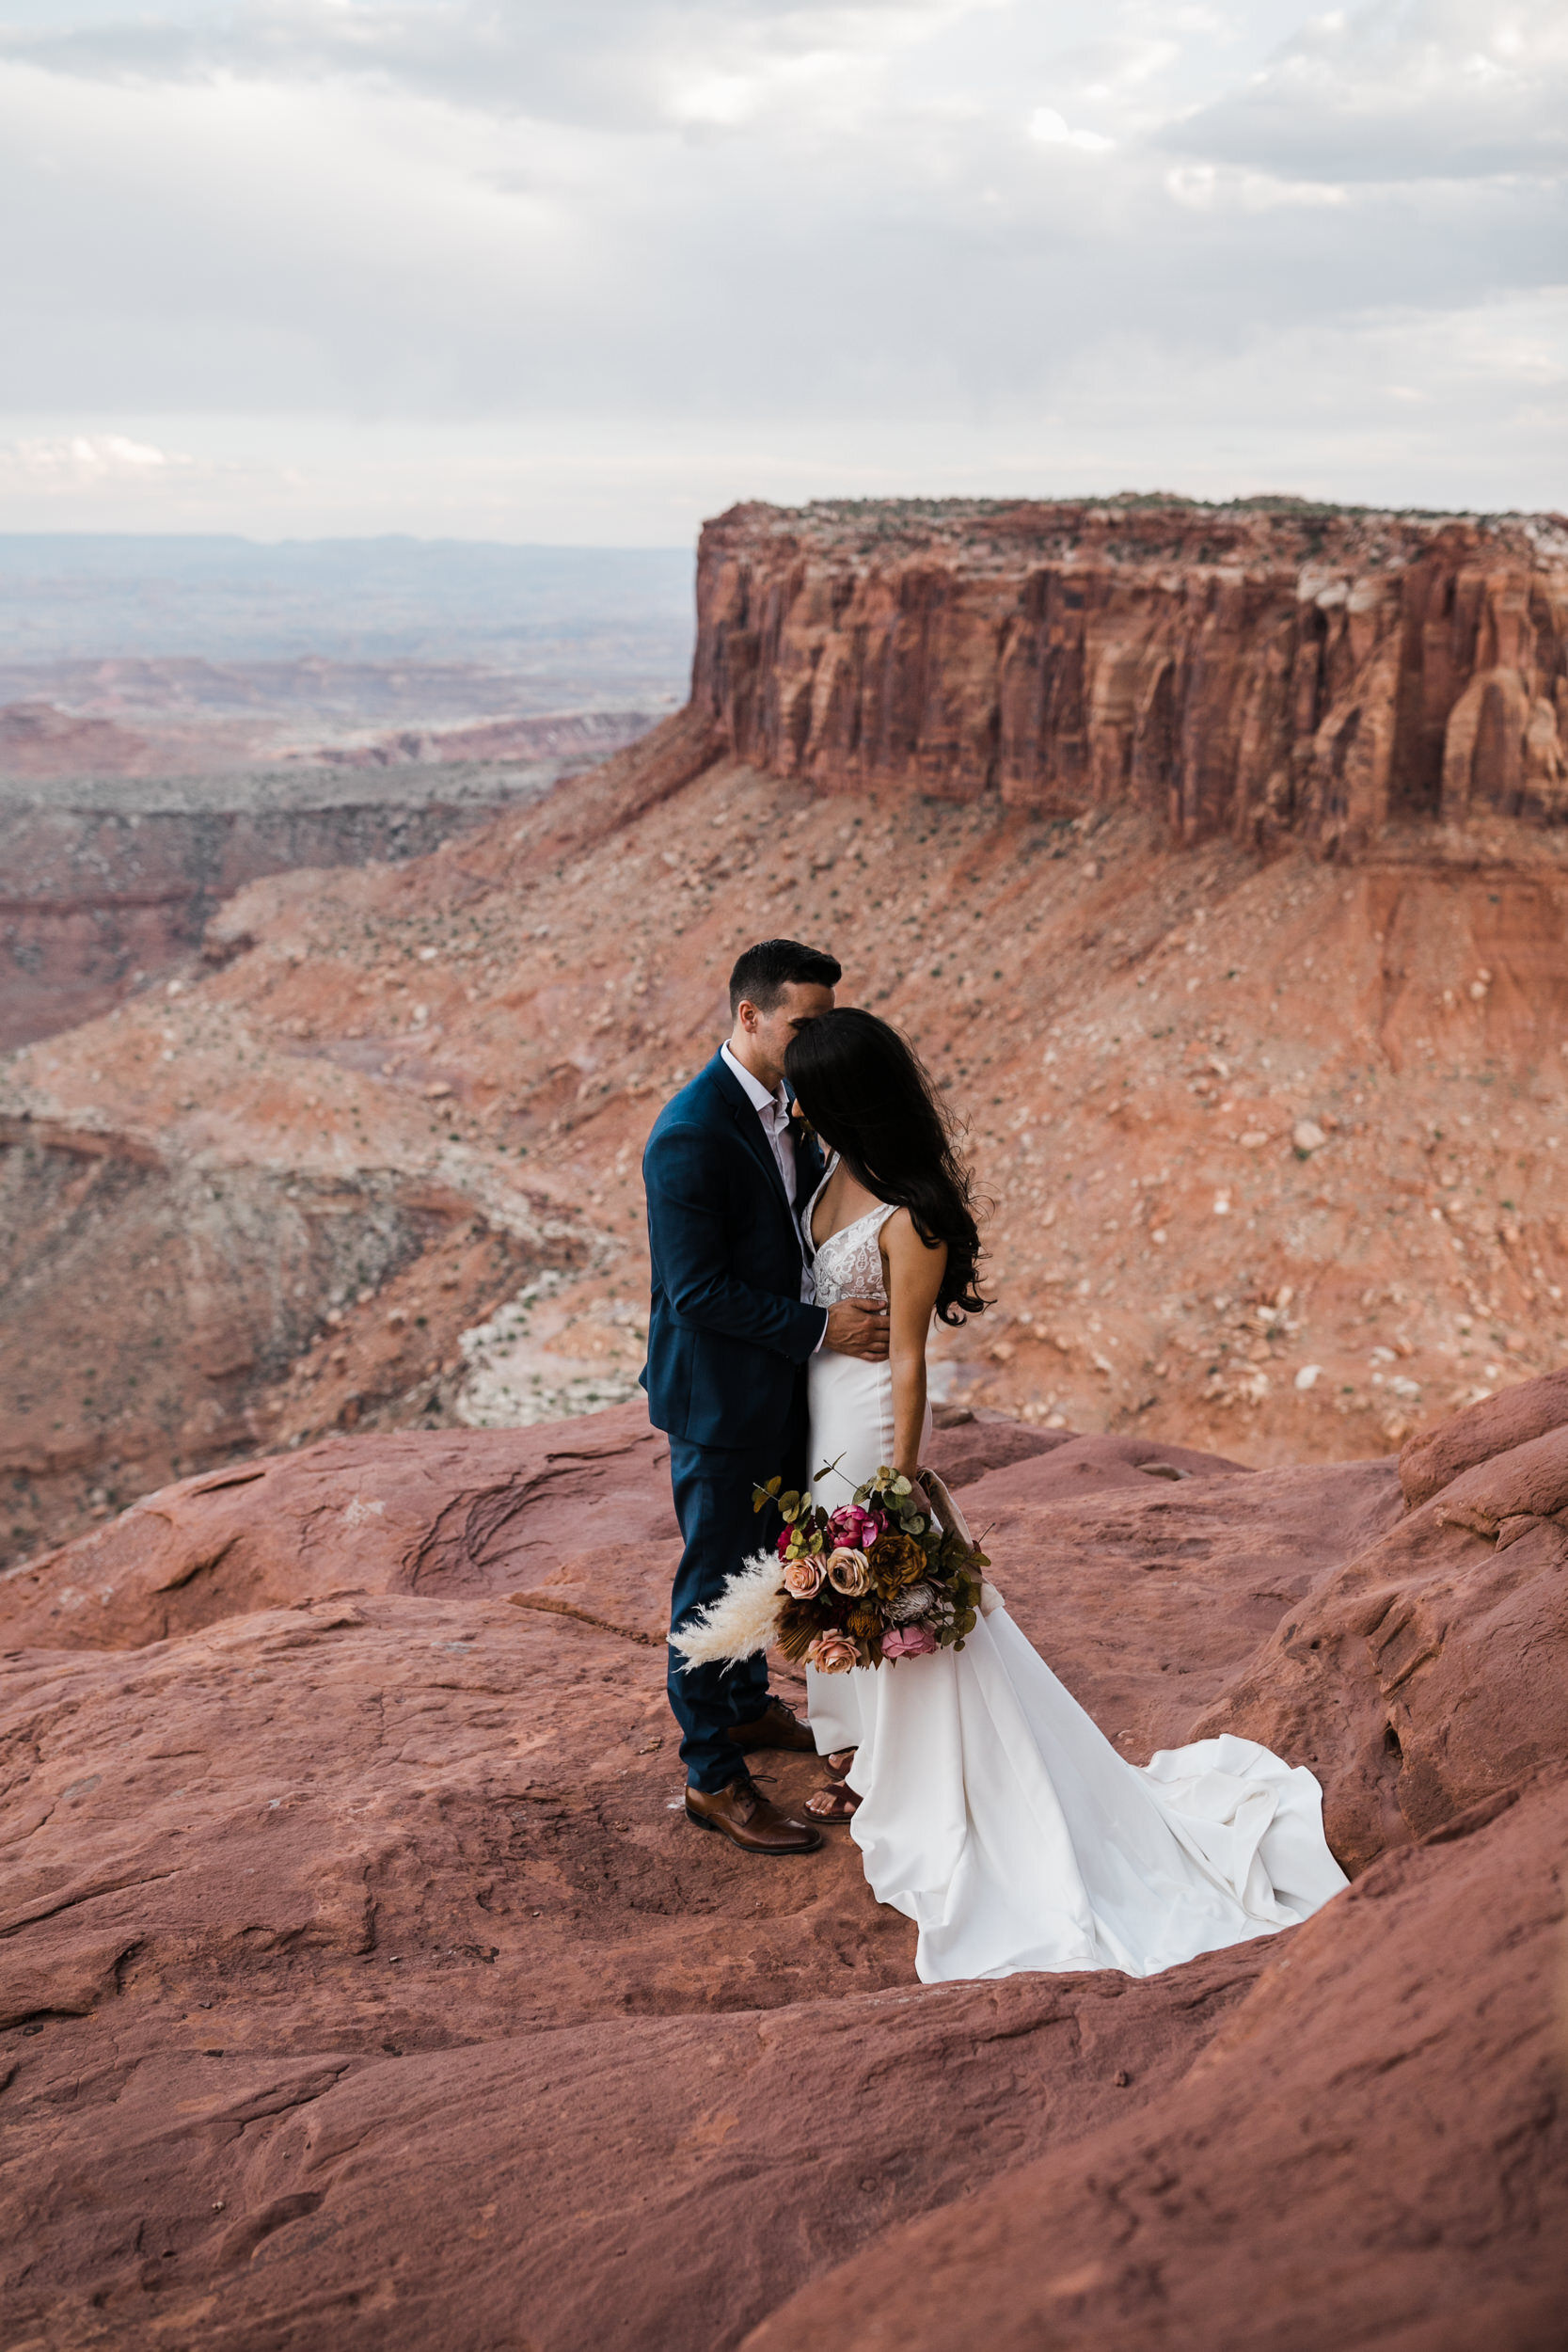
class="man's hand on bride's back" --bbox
[825,1299,891,1360]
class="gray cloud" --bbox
[0,0,1560,532]
[0,2,976,127]
[1168,0,1568,182]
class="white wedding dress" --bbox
[800,1160,1349,1984]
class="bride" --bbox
[781,1007,1348,1985]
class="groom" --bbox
[641,939,890,1855]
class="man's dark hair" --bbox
[728,938,841,1018]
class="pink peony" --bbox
[828,1504,887,1550]
[882,1623,940,1663]
[806,1629,861,1675]
[825,1546,872,1597]
[781,1554,825,1598]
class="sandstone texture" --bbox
[2,1375,1565,2349]
[694,497,1568,853]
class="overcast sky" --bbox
[0,0,1562,540]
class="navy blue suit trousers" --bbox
[666,1386,808,1790]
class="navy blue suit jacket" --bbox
[640,1052,828,1455]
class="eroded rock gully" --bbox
[1,1375,1565,2349]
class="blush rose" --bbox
[882,1623,940,1662]
[806,1630,861,1675]
[781,1554,825,1598]
[825,1546,872,1597]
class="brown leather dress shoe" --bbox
[726,1694,816,1755]
[685,1772,822,1855]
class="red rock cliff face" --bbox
[691,499,1568,854]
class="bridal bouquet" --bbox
[671,1462,990,1676]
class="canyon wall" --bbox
[0,793,536,1050]
[0,1121,556,1553]
[0,708,655,1049]
[691,498,1568,855]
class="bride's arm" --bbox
[881,1210,948,1481]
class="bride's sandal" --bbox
[804,1782,862,1823]
[824,1748,857,1781]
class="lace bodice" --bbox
[801,1156,897,1308]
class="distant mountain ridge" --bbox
[0,533,695,671]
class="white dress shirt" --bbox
[721,1041,799,1200]
[721,1041,821,1321]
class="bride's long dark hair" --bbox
[784,1009,988,1325]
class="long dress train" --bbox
[800,1161,1348,1984]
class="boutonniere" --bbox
[788,1103,816,1142]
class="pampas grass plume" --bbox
[670,1551,786,1670]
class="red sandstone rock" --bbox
[2,1381,1564,2348]
[0,1403,1043,1657]
[1399,1365,1568,1506]
[1192,1385,1568,1871]
[743,1781,1568,2352]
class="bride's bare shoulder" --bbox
[879,1205,947,1270]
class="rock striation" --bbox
[692,498,1568,855]
[1,1375,1565,2348]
